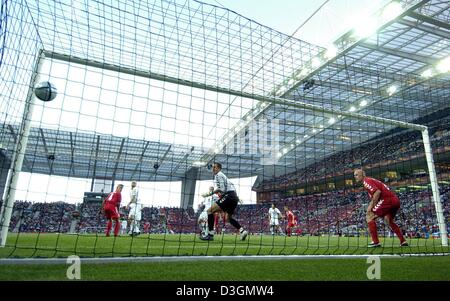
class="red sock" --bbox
[286,227,291,237]
[106,220,112,236]
[114,220,120,236]
[368,220,379,244]
[389,221,405,243]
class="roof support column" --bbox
[180,167,199,209]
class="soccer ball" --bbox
[34,81,57,102]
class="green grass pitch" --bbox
[0,233,448,280]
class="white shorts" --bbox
[129,205,142,221]
[270,219,280,226]
[198,211,208,223]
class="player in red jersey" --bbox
[102,184,124,237]
[284,206,297,237]
[354,169,408,247]
[143,221,151,234]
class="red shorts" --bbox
[372,197,400,218]
[104,207,119,219]
[287,223,296,228]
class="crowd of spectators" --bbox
[3,183,447,239]
[6,201,75,233]
[255,122,450,191]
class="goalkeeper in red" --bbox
[102,184,123,237]
[354,169,408,247]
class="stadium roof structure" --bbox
[2,0,449,183]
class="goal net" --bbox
[0,0,448,258]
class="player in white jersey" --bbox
[120,218,128,235]
[127,181,142,236]
[268,203,284,235]
[198,186,218,236]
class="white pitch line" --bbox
[0,253,448,265]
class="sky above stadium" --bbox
[201,0,389,47]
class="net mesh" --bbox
[0,0,449,258]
